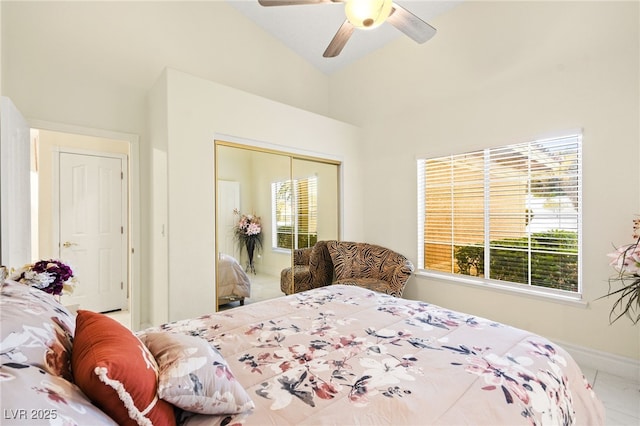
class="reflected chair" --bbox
[280,241,334,295]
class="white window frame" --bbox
[417,133,583,304]
[271,176,318,251]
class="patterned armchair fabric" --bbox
[293,246,312,266]
[280,241,334,295]
[326,241,414,297]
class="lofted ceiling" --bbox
[226,0,463,74]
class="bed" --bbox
[217,253,251,306]
[1,280,604,426]
[159,285,605,425]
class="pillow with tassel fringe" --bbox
[72,310,176,426]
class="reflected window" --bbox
[271,176,318,250]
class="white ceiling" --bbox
[227,0,463,75]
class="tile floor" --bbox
[108,274,640,425]
[218,271,283,311]
[579,364,640,425]
[106,309,131,329]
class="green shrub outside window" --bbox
[454,230,578,292]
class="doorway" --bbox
[57,150,128,313]
[30,125,140,329]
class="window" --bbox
[418,134,582,295]
[272,176,318,250]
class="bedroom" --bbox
[0,0,638,424]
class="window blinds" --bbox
[418,134,581,293]
[296,176,318,248]
[272,176,318,250]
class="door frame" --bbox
[30,119,141,330]
[0,97,31,267]
[53,148,129,312]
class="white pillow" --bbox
[139,332,254,415]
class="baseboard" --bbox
[554,339,640,379]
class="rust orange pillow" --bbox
[71,310,176,426]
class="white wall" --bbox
[4,0,637,360]
[0,0,3,96]
[1,1,332,327]
[0,98,30,267]
[329,1,640,360]
[2,1,330,121]
[150,69,362,322]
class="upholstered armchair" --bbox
[326,241,414,297]
[280,241,334,295]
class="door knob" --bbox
[62,241,78,248]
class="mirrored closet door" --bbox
[215,141,340,310]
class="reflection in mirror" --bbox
[292,158,339,245]
[215,141,340,310]
[278,159,340,295]
[215,144,291,309]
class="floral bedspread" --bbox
[146,285,604,426]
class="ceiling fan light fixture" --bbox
[344,0,392,30]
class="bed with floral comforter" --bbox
[143,285,604,426]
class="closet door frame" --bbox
[214,139,341,306]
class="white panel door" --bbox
[59,152,127,312]
[0,97,31,267]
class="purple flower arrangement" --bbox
[10,259,76,296]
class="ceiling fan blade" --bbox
[323,20,355,58]
[386,3,436,44]
[258,0,340,6]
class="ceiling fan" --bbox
[257,0,437,58]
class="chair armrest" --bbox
[293,247,313,265]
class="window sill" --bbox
[415,270,589,309]
[271,247,291,255]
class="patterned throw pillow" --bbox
[71,311,176,426]
[0,280,75,380]
[0,362,117,425]
[139,332,254,415]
